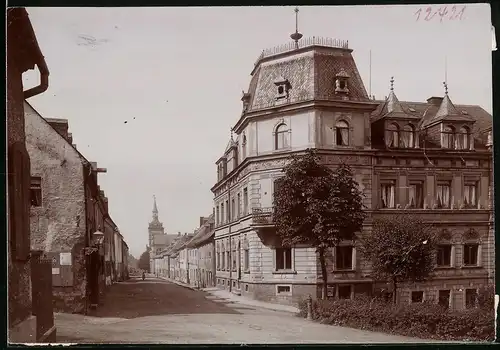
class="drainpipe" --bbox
[23,14,50,99]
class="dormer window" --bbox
[241,91,251,112]
[386,123,400,148]
[458,126,471,150]
[334,68,350,94]
[401,124,416,148]
[274,76,292,101]
[442,125,456,149]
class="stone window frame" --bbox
[275,284,293,296]
[437,289,452,309]
[406,174,426,209]
[435,174,453,209]
[241,133,247,160]
[336,284,354,300]
[462,174,481,209]
[461,229,482,268]
[435,229,455,268]
[272,246,296,274]
[441,124,457,149]
[409,290,426,304]
[332,240,356,272]
[30,175,42,207]
[379,173,398,209]
[272,118,292,151]
[242,236,250,273]
[332,113,354,148]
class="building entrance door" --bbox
[88,250,100,308]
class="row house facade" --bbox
[184,215,216,289]
[104,215,129,285]
[25,102,128,313]
[154,233,193,281]
[7,7,55,342]
[211,34,493,310]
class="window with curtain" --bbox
[335,120,349,146]
[275,123,289,150]
[464,182,477,208]
[408,182,424,208]
[442,125,456,149]
[386,123,400,148]
[401,124,415,148]
[436,182,451,208]
[221,203,225,223]
[463,244,479,266]
[458,126,470,150]
[381,182,396,208]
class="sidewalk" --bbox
[158,276,299,314]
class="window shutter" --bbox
[450,245,456,267]
[8,142,31,261]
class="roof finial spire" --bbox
[290,7,303,49]
[443,81,448,95]
[390,76,394,91]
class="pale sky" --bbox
[23,5,492,258]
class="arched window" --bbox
[401,124,415,148]
[275,123,289,150]
[335,120,349,146]
[458,126,470,150]
[386,123,400,148]
[442,125,455,149]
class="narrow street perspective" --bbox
[54,275,442,344]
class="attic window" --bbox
[335,68,350,95]
[461,110,469,115]
[274,77,292,101]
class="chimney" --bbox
[103,196,109,213]
[46,118,70,142]
[67,132,73,144]
[426,96,444,106]
[199,216,209,227]
[90,161,108,173]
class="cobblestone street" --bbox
[55,277,446,344]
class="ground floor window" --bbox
[338,285,352,300]
[465,288,477,308]
[411,291,424,303]
[438,290,450,308]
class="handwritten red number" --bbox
[449,5,457,20]
[415,8,422,21]
[438,6,448,22]
[456,6,466,20]
[424,7,435,21]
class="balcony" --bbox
[251,207,275,227]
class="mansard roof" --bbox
[421,93,476,128]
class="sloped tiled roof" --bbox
[186,214,215,249]
[422,93,476,128]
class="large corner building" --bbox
[211,17,493,309]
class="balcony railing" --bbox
[251,207,274,226]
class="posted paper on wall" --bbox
[60,252,72,266]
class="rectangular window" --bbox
[438,290,450,309]
[465,288,477,308]
[231,199,236,221]
[411,291,424,303]
[464,182,478,208]
[436,245,452,267]
[216,252,220,270]
[408,182,424,209]
[436,182,451,209]
[275,248,292,270]
[216,206,220,226]
[244,249,249,271]
[237,193,241,218]
[30,176,42,207]
[225,200,229,222]
[221,203,225,224]
[243,188,248,215]
[232,249,237,271]
[338,285,352,300]
[380,182,395,208]
[335,246,353,270]
[277,285,291,294]
[463,244,479,266]
[226,252,230,270]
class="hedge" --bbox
[297,286,494,342]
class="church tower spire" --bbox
[152,195,158,221]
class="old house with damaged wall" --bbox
[7,7,56,343]
[211,28,493,310]
[24,102,129,313]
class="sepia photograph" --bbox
[7,4,495,344]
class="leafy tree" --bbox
[359,214,437,304]
[138,248,150,273]
[273,149,366,299]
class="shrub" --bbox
[296,295,494,341]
